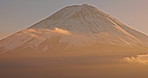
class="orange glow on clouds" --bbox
[123,54,148,64]
[54,27,71,35]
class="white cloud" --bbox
[123,54,148,64]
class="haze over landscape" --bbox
[0,1,148,78]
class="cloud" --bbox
[54,27,71,35]
[122,54,148,64]
[23,28,71,35]
[21,28,71,40]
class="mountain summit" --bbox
[30,4,113,34]
[0,4,148,57]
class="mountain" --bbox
[0,33,10,40]
[0,4,148,57]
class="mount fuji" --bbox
[0,4,148,57]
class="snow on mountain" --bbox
[0,4,148,54]
[0,33,11,40]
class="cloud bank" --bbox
[123,54,148,64]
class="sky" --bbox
[0,0,148,35]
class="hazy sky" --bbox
[0,0,148,35]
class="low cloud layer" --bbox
[123,54,148,64]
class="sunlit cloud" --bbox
[21,28,71,40]
[54,27,71,35]
[122,54,148,64]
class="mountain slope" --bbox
[0,4,148,57]
[0,33,11,40]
